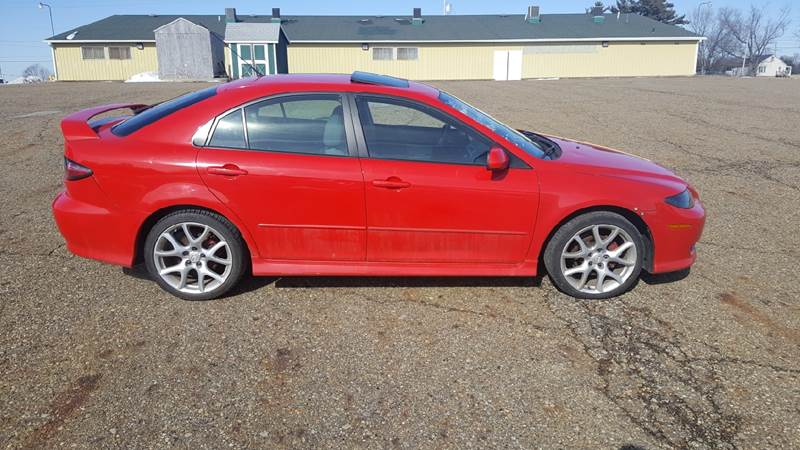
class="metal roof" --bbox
[46,13,701,43]
[224,22,280,43]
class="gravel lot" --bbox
[1,76,798,449]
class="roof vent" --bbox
[66,31,77,40]
[591,6,605,23]
[271,8,281,23]
[225,7,238,23]
[525,6,541,23]
[412,7,423,26]
[358,18,372,24]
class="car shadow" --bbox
[124,264,689,298]
[641,268,691,285]
[124,264,542,297]
[229,275,543,297]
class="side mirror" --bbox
[486,147,509,171]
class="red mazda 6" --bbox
[53,72,704,300]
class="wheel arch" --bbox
[537,205,654,273]
[132,204,257,266]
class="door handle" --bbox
[372,178,411,189]
[207,164,248,177]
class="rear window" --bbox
[112,86,217,137]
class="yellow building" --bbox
[46,7,702,81]
[279,8,702,80]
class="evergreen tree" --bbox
[611,0,688,25]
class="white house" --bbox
[755,55,791,77]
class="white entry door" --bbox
[507,50,522,80]
[493,50,523,81]
[493,51,508,81]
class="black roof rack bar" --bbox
[350,71,410,88]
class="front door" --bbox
[353,95,539,263]
[237,44,269,77]
[197,93,366,261]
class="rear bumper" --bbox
[648,200,705,274]
[52,190,133,267]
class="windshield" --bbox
[438,91,546,159]
[112,86,218,137]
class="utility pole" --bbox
[697,2,712,74]
[38,2,54,36]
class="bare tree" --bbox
[22,64,50,81]
[718,5,791,75]
[688,5,735,74]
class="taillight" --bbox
[64,157,93,181]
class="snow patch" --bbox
[125,72,162,83]
[7,75,44,84]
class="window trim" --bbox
[372,47,420,61]
[108,46,132,60]
[396,47,419,61]
[81,46,105,60]
[349,93,530,169]
[201,92,358,158]
[372,47,394,60]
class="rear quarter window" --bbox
[112,86,217,137]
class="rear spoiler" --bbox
[61,103,148,141]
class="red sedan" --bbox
[53,72,704,300]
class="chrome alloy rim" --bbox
[559,224,637,294]
[153,222,232,294]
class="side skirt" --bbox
[251,258,539,277]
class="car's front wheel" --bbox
[144,210,246,300]
[544,211,644,299]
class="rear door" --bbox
[352,94,539,264]
[197,93,367,261]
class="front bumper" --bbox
[647,199,706,274]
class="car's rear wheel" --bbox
[144,210,246,300]
[544,211,644,299]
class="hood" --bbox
[539,135,691,196]
[546,135,677,178]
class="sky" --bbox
[1,0,798,79]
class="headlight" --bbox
[665,189,694,209]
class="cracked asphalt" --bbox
[1,77,799,449]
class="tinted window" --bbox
[355,96,492,166]
[243,95,348,156]
[208,110,246,149]
[112,86,217,137]
[438,91,547,159]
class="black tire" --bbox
[144,209,247,300]
[543,211,644,299]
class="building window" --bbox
[108,46,131,60]
[758,66,766,73]
[81,46,105,60]
[372,48,393,60]
[397,47,418,60]
[372,47,419,61]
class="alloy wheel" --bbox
[152,222,232,294]
[559,224,637,295]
